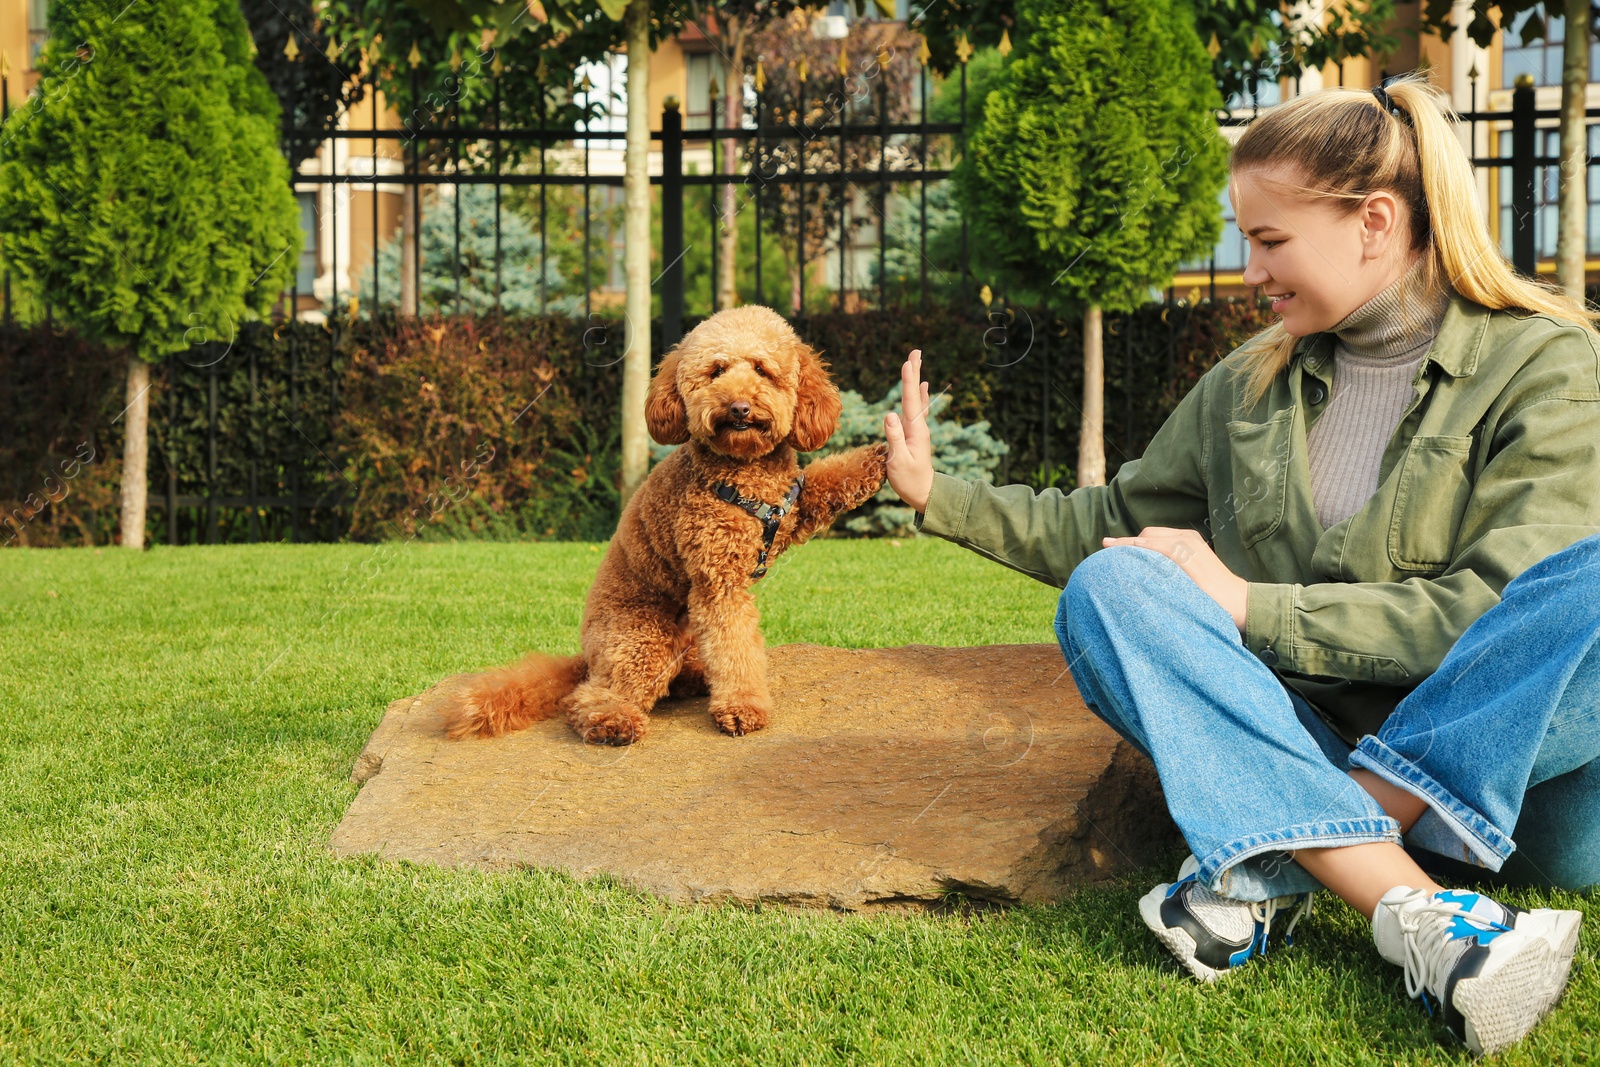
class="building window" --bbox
[28,0,50,67]
[1225,75,1282,111]
[1497,123,1600,258]
[685,52,713,131]
[297,191,319,293]
[1501,13,1600,87]
[1178,182,1248,274]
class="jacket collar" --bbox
[1293,290,1488,379]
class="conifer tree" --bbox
[0,0,301,547]
[955,0,1227,487]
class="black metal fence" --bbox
[5,65,1591,329]
[3,60,1598,546]
[151,336,348,547]
[274,57,969,336]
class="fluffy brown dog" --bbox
[429,305,889,745]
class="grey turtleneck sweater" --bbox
[1304,257,1454,529]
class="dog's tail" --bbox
[433,652,588,740]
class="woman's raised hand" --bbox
[883,349,935,513]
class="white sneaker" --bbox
[1372,886,1574,1056]
[1138,855,1315,982]
[1502,902,1583,1014]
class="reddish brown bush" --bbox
[335,315,623,541]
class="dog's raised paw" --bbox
[712,704,770,736]
[861,441,890,485]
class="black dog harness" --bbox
[711,472,805,580]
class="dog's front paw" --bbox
[568,705,649,746]
[861,441,889,488]
[711,703,770,737]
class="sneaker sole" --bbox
[1454,935,1561,1056]
[1513,909,1582,1015]
[1138,883,1226,983]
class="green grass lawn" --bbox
[0,538,1592,1065]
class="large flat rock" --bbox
[331,643,1179,909]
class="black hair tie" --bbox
[1371,84,1413,127]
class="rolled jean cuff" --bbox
[1349,736,1514,871]
[1198,817,1403,902]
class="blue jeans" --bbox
[1055,532,1600,901]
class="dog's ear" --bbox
[784,343,842,452]
[645,348,690,445]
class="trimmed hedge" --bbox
[1,300,1274,546]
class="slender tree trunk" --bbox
[1556,0,1588,301]
[619,0,653,505]
[789,260,802,315]
[119,355,150,549]
[716,18,746,311]
[1078,306,1106,488]
[400,185,418,315]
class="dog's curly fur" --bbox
[429,305,889,745]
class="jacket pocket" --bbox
[1224,410,1294,549]
[1387,434,1476,572]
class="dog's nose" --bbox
[729,401,751,420]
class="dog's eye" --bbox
[710,364,725,379]
[753,363,768,378]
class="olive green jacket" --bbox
[914,292,1600,742]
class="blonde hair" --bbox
[1227,72,1600,408]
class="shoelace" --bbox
[1246,892,1317,953]
[1389,888,1513,1001]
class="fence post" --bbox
[207,357,218,545]
[1511,75,1537,278]
[755,86,764,307]
[878,78,888,312]
[167,355,178,546]
[1040,307,1050,485]
[249,345,259,543]
[661,99,684,349]
[289,334,299,544]
[2,67,9,325]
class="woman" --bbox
[882,74,1600,1056]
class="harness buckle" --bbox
[709,471,806,581]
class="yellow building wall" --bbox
[1,0,42,107]
[649,38,690,124]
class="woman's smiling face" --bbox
[1230,164,1419,336]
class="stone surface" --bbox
[331,643,1180,909]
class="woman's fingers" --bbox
[884,409,906,451]
[899,350,933,451]
[901,349,924,433]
